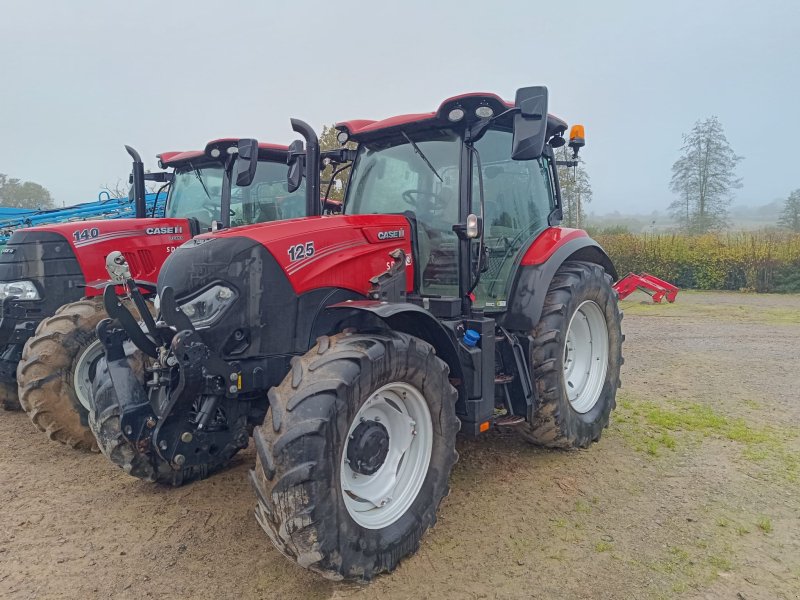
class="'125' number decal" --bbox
[288,242,315,262]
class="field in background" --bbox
[596,232,800,292]
[1,291,798,599]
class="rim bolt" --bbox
[412,429,417,436]
[159,440,168,450]
[359,417,365,423]
[374,416,380,422]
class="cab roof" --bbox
[158,138,289,169]
[336,92,568,141]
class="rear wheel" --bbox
[522,261,623,448]
[251,331,459,580]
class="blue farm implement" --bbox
[0,191,167,246]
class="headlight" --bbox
[0,280,40,300]
[178,284,236,328]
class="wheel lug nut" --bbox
[124,425,132,436]
[181,432,193,443]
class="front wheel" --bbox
[251,331,459,581]
[17,299,109,451]
[17,297,151,452]
[521,261,623,448]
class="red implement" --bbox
[614,273,679,303]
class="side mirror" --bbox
[287,139,305,193]
[511,86,548,161]
[235,138,259,187]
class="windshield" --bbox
[166,160,306,231]
[346,130,462,297]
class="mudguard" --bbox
[500,236,617,332]
[325,300,464,384]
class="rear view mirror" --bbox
[511,86,548,161]
[235,138,259,187]
[287,139,305,193]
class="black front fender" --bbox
[325,300,464,385]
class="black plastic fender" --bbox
[325,300,464,385]
[500,237,617,332]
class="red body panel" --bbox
[204,215,415,296]
[519,227,589,266]
[32,219,191,295]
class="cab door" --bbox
[471,128,556,310]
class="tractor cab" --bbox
[335,89,571,314]
[159,140,306,233]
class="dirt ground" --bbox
[1,291,798,599]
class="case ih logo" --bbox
[377,229,405,240]
[146,226,183,235]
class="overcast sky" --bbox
[1,1,797,213]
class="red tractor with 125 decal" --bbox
[94,86,623,580]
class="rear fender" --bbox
[500,237,617,332]
[323,300,464,387]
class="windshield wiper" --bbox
[401,131,443,183]
[189,162,213,202]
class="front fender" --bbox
[324,300,464,384]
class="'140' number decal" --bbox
[72,228,99,242]
[288,242,315,262]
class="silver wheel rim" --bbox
[73,339,105,411]
[340,381,433,530]
[563,300,609,414]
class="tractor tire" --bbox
[0,381,21,411]
[251,331,459,581]
[521,261,623,449]
[90,356,241,486]
[17,297,151,452]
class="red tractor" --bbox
[94,87,623,580]
[3,139,307,451]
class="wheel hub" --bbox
[346,419,390,475]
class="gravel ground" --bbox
[1,291,798,599]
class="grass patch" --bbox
[757,516,773,533]
[595,541,613,552]
[616,393,799,483]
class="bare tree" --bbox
[556,146,592,228]
[669,116,742,233]
[778,189,800,232]
[100,172,160,199]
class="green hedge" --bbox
[593,232,800,292]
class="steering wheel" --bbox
[402,189,448,214]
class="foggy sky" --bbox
[1,1,798,213]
